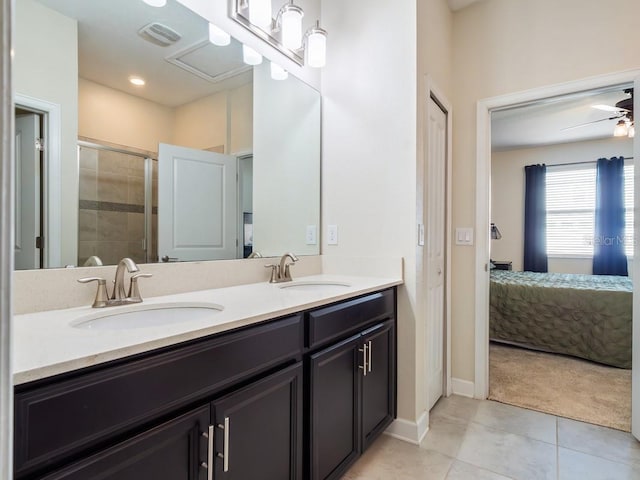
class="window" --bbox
[546,162,634,257]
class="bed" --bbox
[489,270,632,368]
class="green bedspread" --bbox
[489,270,632,368]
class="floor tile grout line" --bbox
[467,419,558,447]
[556,444,640,469]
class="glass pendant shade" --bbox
[281,5,304,50]
[242,45,263,65]
[270,62,288,80]
[306,27,327,68]
[142,0,166,6]
[614,120,629,137]
[249,0,272,30]
[208,23,230,46]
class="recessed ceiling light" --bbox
[129,76,146,86]
[142,0,167,7]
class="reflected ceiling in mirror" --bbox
[14,0,321,270]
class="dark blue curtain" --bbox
[593,156,628,276]
[524,164,548,272]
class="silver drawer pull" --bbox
[201,425,214,480]
[217,417,230,472]
[368,340,372,373]
[358,343,368,376]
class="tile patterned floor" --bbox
[343,395,640,480]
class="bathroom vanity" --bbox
[13,279,397,480]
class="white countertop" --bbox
[13,274,402,385]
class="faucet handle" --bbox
[77,277,109,308]
[264,264,280,283]
[128,273,153,301]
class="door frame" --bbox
[15,93,61,268]
[423,76,453,404]
[474,70,640,434]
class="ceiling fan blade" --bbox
[561,114,623,131]
[592,104,630,113]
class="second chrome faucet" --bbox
[78,257,152,308]
[265,252,299,283]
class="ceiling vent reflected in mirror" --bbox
[138,22,182,47]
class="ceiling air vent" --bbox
[138,22,182,47]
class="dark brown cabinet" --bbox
[307,290,396,480]
[14,288,396,480]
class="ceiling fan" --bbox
[562,88,635,138]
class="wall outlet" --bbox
[327,225,338,245]
[306,225,317,245]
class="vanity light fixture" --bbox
[129,76,146,86]
[270,62,288,80]
[141,0,166,7]
[249,0,273,30]
[243,44,263,65]
[208,23,231,46]
[305,21,327,68]
[278,1,304,50]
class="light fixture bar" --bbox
[305,21,327,68]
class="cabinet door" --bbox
[309,334,362,480]
[210,362,303,480]
[41,405,210,480]
[361,321,396,450]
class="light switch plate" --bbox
[327,225,338,245]
[455,227,474,246]
[306,225,317,245]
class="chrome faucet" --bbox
[78,257,152,308]
[265,252,299,283]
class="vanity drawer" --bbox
[14,314,302,477]
[307,289,395,349]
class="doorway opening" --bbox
[475,73,639,436]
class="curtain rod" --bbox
[546,157,634,168]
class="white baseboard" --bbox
[451,378,475,398]
[384,411,429,445]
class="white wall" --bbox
[173,91,228,151]
[253,61,320,256]
[491,137,634,273]
[78,78,174,153]
[452,0,640,382]
[15,0,78,266]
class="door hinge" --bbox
[35,138,44,152]
[36,236,43,249]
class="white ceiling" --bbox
[37,0,252,107]
[491,87,633,151]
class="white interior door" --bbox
[158,143,237,262]
[14,113,40,270]
[426,97,447,410]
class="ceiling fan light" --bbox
[242,44,263,66]
[281,4,304,50]
[614,120,629,137]
[249,0,272,30]
[208,23,231,46]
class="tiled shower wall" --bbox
[78,146,158,266]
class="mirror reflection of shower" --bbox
[77,142,158,267]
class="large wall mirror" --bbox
[13,0,320,270]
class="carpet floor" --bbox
[489,342,631,432]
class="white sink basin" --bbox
[70,302,224,330]
[278,280,351,291]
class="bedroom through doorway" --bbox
[487,84,634,432]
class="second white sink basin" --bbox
[70,302,224,330]
[278,280,351,291]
